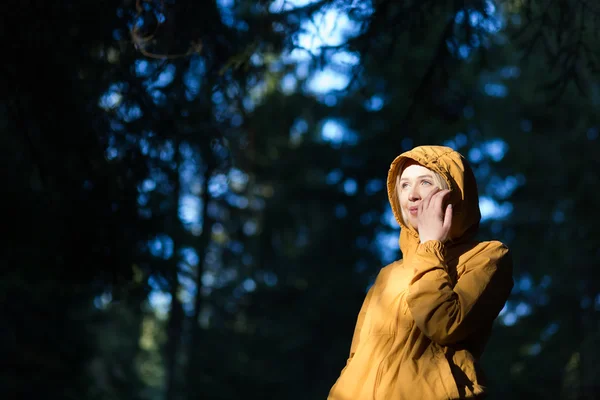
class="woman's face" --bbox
[398,163,439,230]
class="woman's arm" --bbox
[406,240,513,345]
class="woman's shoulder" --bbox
[374,259,404,279]
[469,239,508,253]
[452,239,508,256]
[456,240,512,272]
[473,240,509,257]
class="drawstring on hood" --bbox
[386,145,481,257]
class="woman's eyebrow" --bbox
[399,175,433,181]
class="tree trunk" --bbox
[164,140,184,400]
[184,147,215,400]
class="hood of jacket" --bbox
[386,145,481,257]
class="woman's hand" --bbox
[418,188,453,243]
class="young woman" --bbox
[328,145,514,399]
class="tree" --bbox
[4,0,600,399]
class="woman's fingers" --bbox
[422,187,441,210]
[424,189,449,214]
[432,189,451,212]
[418,189,453,243]
[443,203,453,232]
[420,188,436,213]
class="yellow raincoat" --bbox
[328,146,513,399]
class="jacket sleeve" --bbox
[406,240,513,345]
[344,285,374,367]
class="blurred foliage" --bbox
[2,0,600,399]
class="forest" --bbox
[3,0,600,399]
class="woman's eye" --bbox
[401,183,409,189]
[421,180,432,186]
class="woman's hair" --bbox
[396,165,449,225]
[426,170,449,190]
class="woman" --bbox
[327,145,514,399]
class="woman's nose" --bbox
[408,187,420,201]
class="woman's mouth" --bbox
[409,206,419,215]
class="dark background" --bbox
[3,0,599,399]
